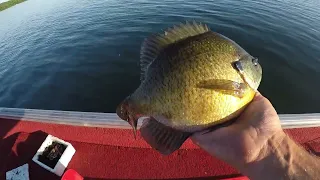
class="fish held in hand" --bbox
[116,21,262,155]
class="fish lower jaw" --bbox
[243,76,261,92]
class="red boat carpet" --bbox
[0,117,320,179]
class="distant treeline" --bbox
[0,0,26,11]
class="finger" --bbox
[254,94,275,111]
[191,125,229,143]
[198,117,238,135]
[190,131,206,145]
[253,91,264,101]
[190,134,212,153]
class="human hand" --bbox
[191,92,286,169]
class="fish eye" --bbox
[252,57,259,66]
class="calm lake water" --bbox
[0,0,319,114]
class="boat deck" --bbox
[0,109,320,179]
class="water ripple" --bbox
[0,0,319,113]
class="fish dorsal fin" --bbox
[140,21,210,81]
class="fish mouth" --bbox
[232,61,260,92]
[116,102,128,121]
[240,73,258,92]
[116,99,138,139]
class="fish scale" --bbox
[136,32,256,129]
[116,22,262,155]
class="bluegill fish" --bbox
[116,22,262,155]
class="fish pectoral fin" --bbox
[140,117,191,155]
[196,79,248,98]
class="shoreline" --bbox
[0,0,26,11]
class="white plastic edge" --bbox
[0,107,320,129]
[32,134,76,177]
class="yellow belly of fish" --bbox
[164,88,256,132]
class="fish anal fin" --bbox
[197,79,248,98]
[140,21,210,81]
[140,117,191,155]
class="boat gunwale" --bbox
[0,107,319,129]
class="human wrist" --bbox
[254,130,288,164]
[237,130,288,178]
[240,131,320,180]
